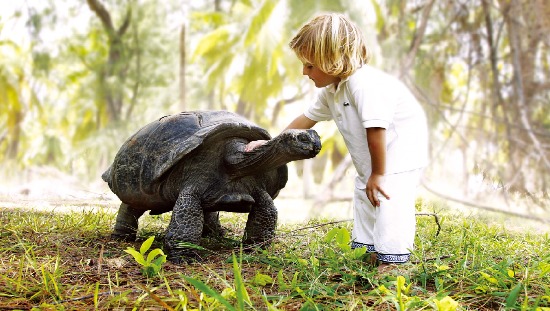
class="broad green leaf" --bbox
[396,275,405,295]
[277,269,288,290]
[260,293,280,311]
[191,12,226,27]
[252,272,274,286]
[232,253,251,309]
[505,282,522,309]
[336,229,350,245]
[370,0,385,33]
[143,266,158,277]
[221,287,236,300]
[140,236,155,254]
[324,227,352,250]
[244,0,278,46]
[474,285,488,294]
[146,248,166,264]
[124,248,146,266]
[404,283,413,295]
[479,271,499,285]
[240,0,253,7]
[174,241,206,251]
[310,255,319,267]
[290,271,299,289]
[434,296,459,311]
[184,276,237,311]
[151,255,167,268]
[192,26,231,60]
[377,284,390,295]
[205,54,234,91]
[350,247,367,260]
[324,227,340,243]
[539,263,550,276]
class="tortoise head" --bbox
[270,129,322,161]
[225,129,322,179]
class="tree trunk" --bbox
[179,23,186,112]
[6,111,23,160]
[86,0,132,123]
[502,0,550,174]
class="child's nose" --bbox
[302,66,309,75]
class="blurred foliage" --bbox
[0,0,548,203]
[190,0,348,123]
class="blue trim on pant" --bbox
[377,253,410,263]
[351,241,411,264]
[351,241,376,252]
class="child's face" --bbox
[302,63,340,88]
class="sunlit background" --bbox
[1,0,548,228]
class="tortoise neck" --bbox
[225,138,290,179]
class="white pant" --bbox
[351,169,422,263]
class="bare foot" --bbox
[367,252,377,265]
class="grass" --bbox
[0,200,549,310]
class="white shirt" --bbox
[304,65,429,189]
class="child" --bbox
[245,13,428,273]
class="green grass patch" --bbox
[0,203,549,310]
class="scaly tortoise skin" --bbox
[102,110,321,263]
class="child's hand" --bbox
[366,174,390,207]
[244,140,267,152]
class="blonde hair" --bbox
[289,13,370,78]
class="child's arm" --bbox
[283,114,317,131]
[366,127,390,207]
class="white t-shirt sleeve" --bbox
[304,90,333,122]
[353,81,396,129]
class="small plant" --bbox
[433,296,460,311]
[124,236,167,277]
[184,252,253,310]
[376,276,424,310]
[3,205,550,309]
[324,227,367,260]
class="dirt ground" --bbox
[0,166,354,223]
[1,166,548,232]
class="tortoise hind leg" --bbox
[243,190,277,247]
[111,203,145,241]
[202,212,225,238]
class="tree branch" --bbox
[117,7,132,36]
[179,23,186,111]
[86,0,115,37]
[271,93,305,125]
[400,0,435,77]
[421,179,550,224]
[126,21,141,120]
[505,0,550,171]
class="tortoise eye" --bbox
[298,133,310,143]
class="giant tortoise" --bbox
[102,110,321,262]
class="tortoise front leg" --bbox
[111,203,145,241]
[164,191,204,263]
[243,190,277,247]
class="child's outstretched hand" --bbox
[366,173,390,207]
[244,140,268,152]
